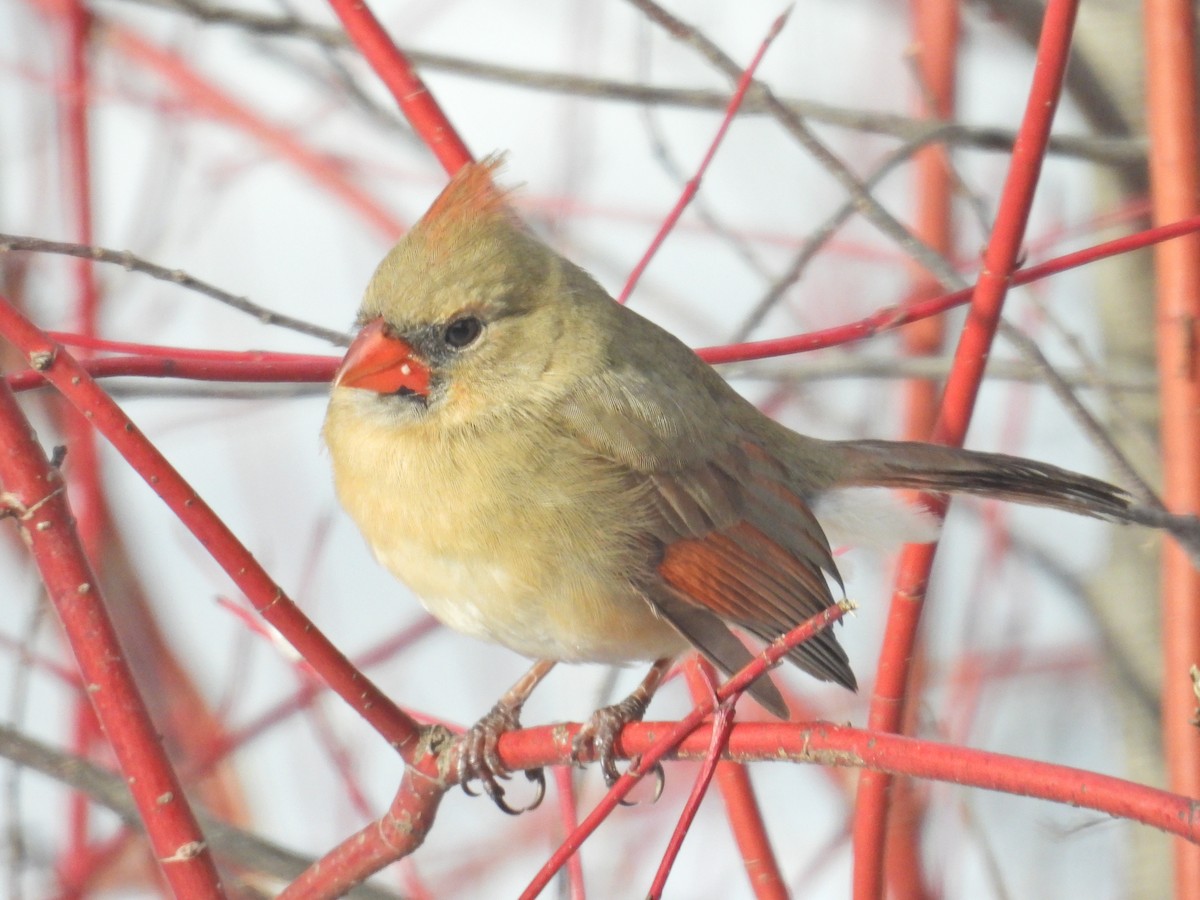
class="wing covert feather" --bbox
[556,368,857,695]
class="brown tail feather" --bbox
[830,439,1132,521]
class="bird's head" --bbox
[331,156,599,430]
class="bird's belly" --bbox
[370,536,685,664]
[325,404,687,664]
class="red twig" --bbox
[698,214,1200,364]
[280,759,447,900]
[60,0,97,339]
[493,719,1200,843]
[1144,0,1200,893]
[325,0,472,175]
[58,709,107,899]
[7,352,337,390]
[551,766,587,900]
[853,2,1081,898]
[900,0,957,444]
[884,2,960,896]
[712,760,788,900]
[648,700,736,899]
[57,1,109,884]
[310,692,376,822]
[256,611,1200,896]
[0,633,83,688]
[47,332,336,360]
[0,291,423,757]
[0,378,223,897]
[617,7,789,304]
[520,602,851,899]
[686,659,787,900]
[57,831,138,900]
[0,214,1194,397]
[196,616,441,775]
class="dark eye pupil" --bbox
[444,316,482,349]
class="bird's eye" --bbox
[443,316,483,349]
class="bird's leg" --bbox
[459,658,555,814]
[573,658,672,790]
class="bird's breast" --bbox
[323,400,686,663]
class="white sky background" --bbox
[0,0,1139,896]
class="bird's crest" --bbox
[416,154,515,246]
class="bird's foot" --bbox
[571,693,664,802]
[458,700,545,814]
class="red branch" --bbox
[6,352,335,390]
[58,1,110,883]
[649,701,737,898]
[853,1,1081,897]
[60,0,97,339]
[550,766,586,899]
[325,0,472,175]
[884,2,960,894]
[0,378,223,897]
[521,603,851,898]
[900,0,957,445]
[686,659,787,900]
[194,617,441,776]
[280,759,448,900]
[5,214,1199,398]
[494,719,1200,841]
[0,292,423,758]
[697,214,1200,364]
[1144,0,1200,893]
[277,604,850,898]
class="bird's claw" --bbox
[463,767,545,816]
[570,706,626,786]
[458,701,545,814]
[571,694,663,802]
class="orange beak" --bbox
[333,317,431,398]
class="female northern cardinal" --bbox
[324,157,1132,810]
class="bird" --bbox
[323,156,1136,811]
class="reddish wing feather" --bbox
[657,520,854,689]
[554,371,857,696]
[650,443,856,692]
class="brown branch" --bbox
[727,353,1154,392]
[0,724,401,900]
[625,0,972,293]
[0,234,350,346]
[104,0,1143,165]
[730,124,962,340]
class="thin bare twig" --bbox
[993,318,1200,560]
[104,0,1144,165]
[726,353,1153,391]
[732,123,961,340]
[6,351,1156,398]
[1018,287,1161,452]
[625,0,963,292]
[3,593,47,900]
[0,234,351,346]
[0,724,401,900]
